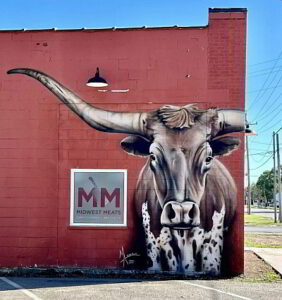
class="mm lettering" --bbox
[78,188,98,207]
[101,188,120,208]
[78,187,120,208]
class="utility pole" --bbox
[273,132,277,222]
[245,117,256,215]
[276,133,282,222]
[246,134,251,215]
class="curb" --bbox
[0,266,243,280]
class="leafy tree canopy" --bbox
[256,167,282,203]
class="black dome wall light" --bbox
[86,67,108,87]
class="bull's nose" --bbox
[160,201,200,228]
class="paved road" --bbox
[0,277,282,300]
[245,208,277,219]
[244,207,282,232]
[245,225,282,233]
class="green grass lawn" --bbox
[244,214,282,226]
[245,233,282,248]
[244,214,282,248]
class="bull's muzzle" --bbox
[160,201,200,228]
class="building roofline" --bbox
[0,25,208,33]
[209,8,247,13]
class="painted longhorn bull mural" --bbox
[7,68,245,275]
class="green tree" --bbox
[256,167,282,206]
[250,183,264,206]
[256,170,273,206]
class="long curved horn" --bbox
[7,68,147,136]
[216,109,246,136]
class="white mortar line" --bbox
[0,277,43,300]
[180,281,253,300]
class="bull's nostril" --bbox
[167,203,176,220]
[189,204,195,219]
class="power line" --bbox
[249,141,274,149]
[257,117,282,134]
[250,152,272,157]
[248,70,282,79]
[256,100,282,125]
[248,65,282,75]
[248,50,282,111]
[249,148,274,152]
[250,135,272,148]
[249,151,272,156]
[249,57,282,68]
[250,154,273,170]
[249,138,273,163]
[255,92,282,122]
[250,153,271,163]
[248,85,282,94]
[253,71,282,120]
[249,148,282,156]
[251,140,276,145]
[276,126,282,134]
[248,84,282,94]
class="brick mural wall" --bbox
[0,8,246,274]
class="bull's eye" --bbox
[205,156,213,164]
[149,153,157,170]
[201,155,213,174]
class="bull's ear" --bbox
[120,136,151,156]
[210,136,240,157]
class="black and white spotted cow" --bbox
[8,68,245,275]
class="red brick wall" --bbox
[0,9,246,273]
[208,9,247,274]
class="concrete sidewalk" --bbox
[245,247,282,276]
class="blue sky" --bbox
[1,0,282,183]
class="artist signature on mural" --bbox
[119,246,140,268]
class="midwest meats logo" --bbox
[76,177,121,215]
